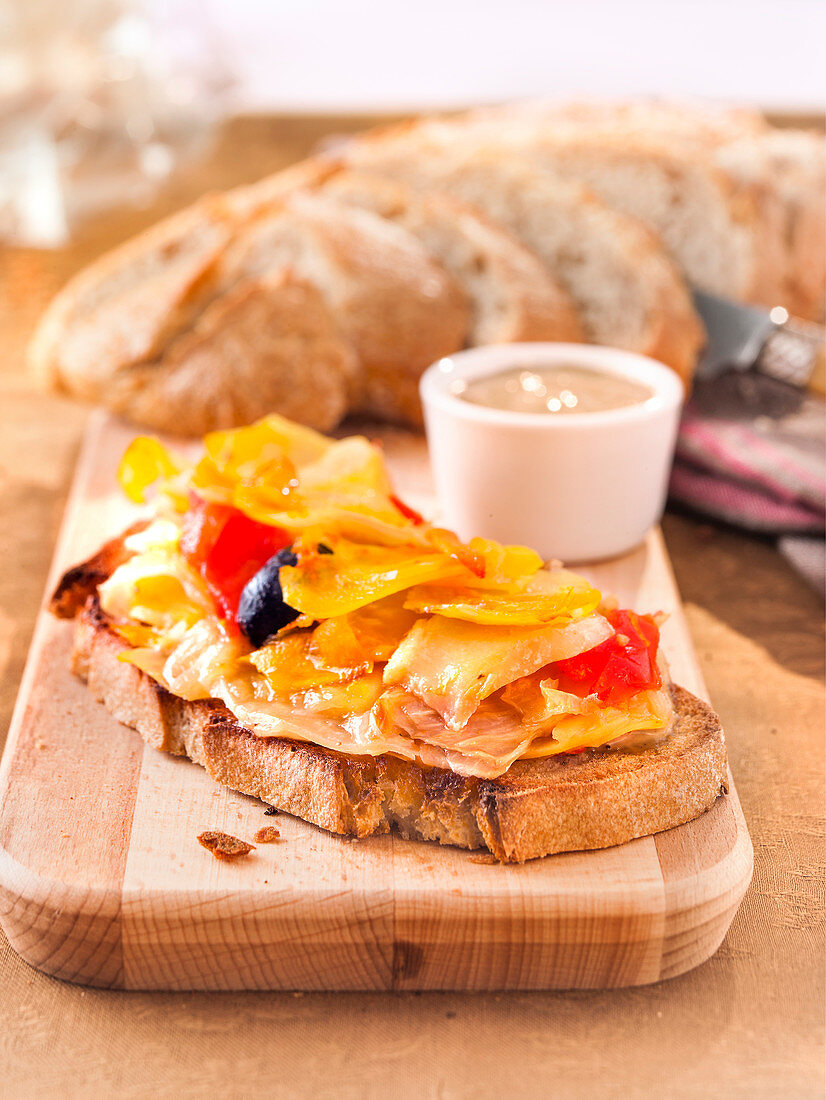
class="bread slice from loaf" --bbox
[51,544,729,864]
[317,169,583,346]
[714,129,826,322]
[344,114,785,311]
[219,192,470,425]
[341,141,703,384]
[30,184,470,434]
[28,195,238,399]
[467,102,824,322]
[103,270,361,435]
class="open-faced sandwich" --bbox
[51,416,728,862]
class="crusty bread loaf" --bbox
[30,99,821,437]
[52,544,729,864]
[339,143,703,383]
[318,169,583,345]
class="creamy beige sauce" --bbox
[456,366,654,415]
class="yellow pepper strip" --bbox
[117,437,181,503]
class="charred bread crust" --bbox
[55,548,729,862]
[50,521,148,619]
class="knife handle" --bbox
[757,316,825,397]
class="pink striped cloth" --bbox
[667,373,825,591]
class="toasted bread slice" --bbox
[52,548,729,863]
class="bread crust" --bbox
[104,271,360,435]
[49,521,148,619]
[53,551,729,863]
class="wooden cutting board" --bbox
[0,411,752,991]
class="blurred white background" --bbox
[2,0,822,246]
[194,0,825,113]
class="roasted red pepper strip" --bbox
[555,609,662,704]
[390,493,425,526]
[180,494,289,622]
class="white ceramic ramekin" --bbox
[420,343,684,563]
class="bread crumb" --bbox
[469,852,499,865]
[264,806,279,817]
[254,826,281,843]
[198,830,255,862]
[35,739,47,750]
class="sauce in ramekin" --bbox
[455,365,654,415]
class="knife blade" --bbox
[692,289,825,396]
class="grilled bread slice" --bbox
[52,538,729,864]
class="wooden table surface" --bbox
[0,115,823,1098]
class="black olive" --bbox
[237,548,299,648]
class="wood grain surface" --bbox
[0,115,822,1097]
[0,412,752,992]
